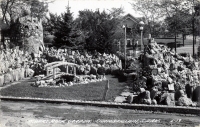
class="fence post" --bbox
[102,80,109,101]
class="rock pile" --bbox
[0,48,36,86]
[128,40,200,106]
[32,74,107,87]
[43,48,122,75]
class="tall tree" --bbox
[53,6,80,48]
[159,0,200,46]
[130,0,164,37]
[75,9,123,53]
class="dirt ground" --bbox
[0,100,200,127]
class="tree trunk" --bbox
[182,34,185,46]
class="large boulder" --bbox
[133,90,151,104]
[11,69,19,81]
[151,99,157,105]
[76,58,84,65]
[192,86,200,103]
[160,93,175,106]
[143,91,151,105]
[185,84,195,99]
[25,68,34,77]
[78,66,85,75]
[127,95,134,104]
[150,88,158,100]
[90,66,97,75]
[165,93,175,106]
[177,96,193,106]
[175,90,185,101]
[4,72,13,84]
[99,59,105,65]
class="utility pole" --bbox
[175,2,177,54]
[123,25,127,71]
[192,0,195,57]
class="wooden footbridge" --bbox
[44,61,79,79]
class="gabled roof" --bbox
[121,13,139,24]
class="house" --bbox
[118,13,142,56]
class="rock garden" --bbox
[123,39,200,107]
[1,39,200,107]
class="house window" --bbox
[127,39,132,47]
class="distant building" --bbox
[118,13,140,56]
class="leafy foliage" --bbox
[130,0,164,36]
[0,0,49,25]
[158,0,199,36]
[165,10,192,35]
[75,9,122,53]
[49,7,82,48]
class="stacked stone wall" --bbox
[19,16,44,55]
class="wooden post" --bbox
[53,68,56,79]
[102,80,109,101]
[74,66,76,76]
[66,65,68,74]
[25,62,28,78]
[46,67,49,76]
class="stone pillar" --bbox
[19,16,44,55]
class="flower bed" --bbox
[31,74,107,88]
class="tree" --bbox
[194,2,200,36]
[0,0,49,25]
[52,6,81,48]
[75,8,123,53]
[107,7,124,19]
[165,10,192,35]
[130,0,165,37]
[159,0,200,46]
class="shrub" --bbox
[97,67,106,75]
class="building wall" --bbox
[121,18,136,28]
[119,14,139,57]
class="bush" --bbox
[97,67,106,75]
[117,71,127,82]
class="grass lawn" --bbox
[139,36,198,45]
[0,75,125,101]
[177,45,199,54]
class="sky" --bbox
[48,0,141,18]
